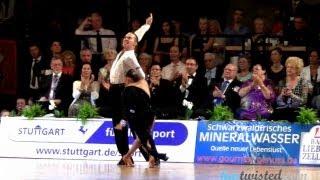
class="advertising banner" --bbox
[299,125,320,165]
[0,117,197,162]
[195,120,311,165]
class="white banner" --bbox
[299,125,320,165]
[0,117,197,162]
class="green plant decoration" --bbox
[22,104,46,120]
[54,109,64,118]
[185,108,193,120]
[209,105,234,121]
[296,107,318,125]
[77,102,99,125]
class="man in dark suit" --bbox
[179,58,208,118]
[211,63,242,114]
[26,43,50,102]
[39,57,73,115]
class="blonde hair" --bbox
[285,56,304,75]
[103,48,117,61]
[61,50,76,66]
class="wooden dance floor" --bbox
[0,158,319,179]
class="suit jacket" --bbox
[40,73,73,114]
[26,56,50,88]
[181,73,208,111]
[211,78,242,113]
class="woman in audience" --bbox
[68,63,99,117]
[148,63,177,119]
[237,54,252,82]
[208,19,225,59]
[96,48,117,117]
[61,50,76,77]
[272,57,308,122]
[138,53,152,78]
[153,20,178,66]
[266,47,286,94]
[238,64,275,120]
[301,50,320,103]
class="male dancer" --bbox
[109,13,153,165]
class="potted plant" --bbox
[77,102,99,125]
[22,104,46,120]
[209,105,234,121]
[296,107,318,125]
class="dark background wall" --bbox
[0,0,320,110]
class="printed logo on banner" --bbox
[86,121,188,145]
[299,125,320,165]
[194,121,306,165]
[314,127,320,138]
[17,125,65,136]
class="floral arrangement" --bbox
[296,107,318,124]
[182,99,193,120]
[22,104,46,120]
[77,102,99,125]
[209,105,234,121]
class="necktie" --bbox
[221,80,229,92]
[31,60,40,86]
[52,74,59,99]
[96,30,102,53]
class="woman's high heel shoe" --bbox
[123,155,134,167]
[149,156,156,168]
[158,153,169,161]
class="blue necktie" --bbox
[221,81,229,92]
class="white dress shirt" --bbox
[110,50,145,84]
[75,28,117,53]
[109,24,150,84]
[161,61,186,81]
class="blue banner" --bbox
[195,120,313,165]
[86,121,188,145]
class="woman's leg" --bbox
[122,136,141,167]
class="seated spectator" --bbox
[285,15,317,47]
[161,46,186,85]
[96,48,117,117]
[171,18,189,61]
[266,47,286,94]
[238,64,275,120]
[39,58,73,115]
[1,109,10,117]
[202,52,223,89]
[68,63,99,117]
[148,63,177,119]
[272,57,308,122]
[179,58,208,118]
[61,50,76,77]
[237,54,252,82]
[74,48,99,80]
[224,8,250,45]
[208,19,225,48]
[13,97,27,116]
[210,64,242,115]
[190,17,212,69]
[49,40,63,59]
[153,20,178,66]
[301,50,320,97]
[138,53,152,78]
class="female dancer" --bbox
[117,69,168,168]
